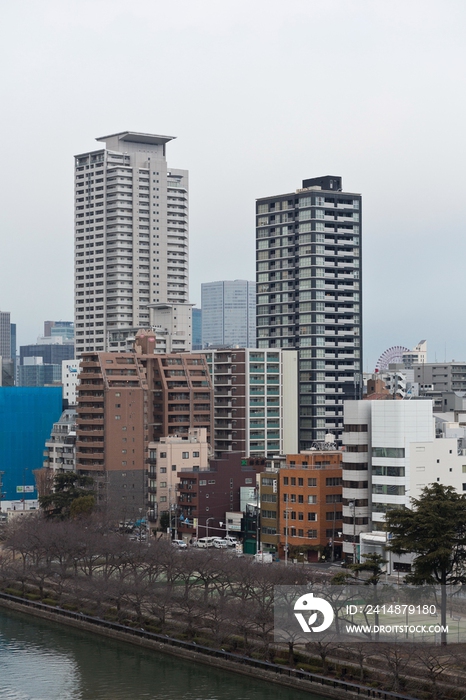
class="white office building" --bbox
[342,398,466,561]
[74,131,189,355]
[62,359,80,405]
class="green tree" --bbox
[350,552,388,585]
[385,483,466,645]
[332,552,387,641]
[39,472,94,520]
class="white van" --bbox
[196,536,217,548]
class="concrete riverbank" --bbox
[0,592,420,700]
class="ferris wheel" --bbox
[375,346,410,372]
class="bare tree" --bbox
[376,643,415,694]
[414,644,456,700]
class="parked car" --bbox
[212,538,228,549]
[196,537,217,548]
[223,536,237,547]
[172,539,188,549]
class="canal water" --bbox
[0,608,329,700]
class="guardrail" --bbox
[0,591,419,700]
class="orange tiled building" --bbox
[260,450,343,562]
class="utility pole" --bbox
[284,507,291,566]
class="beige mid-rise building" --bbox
[147,428,210,533]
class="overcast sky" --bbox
[1,0,465,370]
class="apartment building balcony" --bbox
[75,450,104,461]
[214,355,233,365]
[75,462,104,472]
[77,405,104,415]
[215,402,232,413]
[216,388,234,397]
[214,366,232,375]
[76,440,104,450]
[76,417,104,426]
[77,397,104,407]
[169,416,190,424]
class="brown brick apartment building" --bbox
[76,351,213,520]
[259,450,343,562]
[176,453,263,539]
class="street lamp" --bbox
[206,517,214,538]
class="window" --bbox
[262,510,276,519]
[372,447,405,458]
[172,465,176,471]
[193,451,199,458]
[326,477,342,486]
[199,480,207,486]
[308,529,317,539]
[182,452,189,459]
[308,478,317,487]
[283,477,289,485]
[208,480,216,484]
[307,495,317,504]
[160,452,167,458]
[160,482,167,488]
[373,466,405,477]
[372,484,405,496]
[326,494,342,503]
[298,478,303,486]
[160,467,167,474]
[326,511,342,520]
[245,478,253,484]
[307,513,317,521]
[262,493,277,503]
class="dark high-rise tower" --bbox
[255,176,362,448]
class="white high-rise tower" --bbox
[74,131,189,355]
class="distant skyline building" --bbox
[20,344,75,366]
[44,321,74,342]
[192,308,202,350]
[74,131,189,355]
[255,176,363,448]
[201,280,256,348]
[0,311,11,360]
